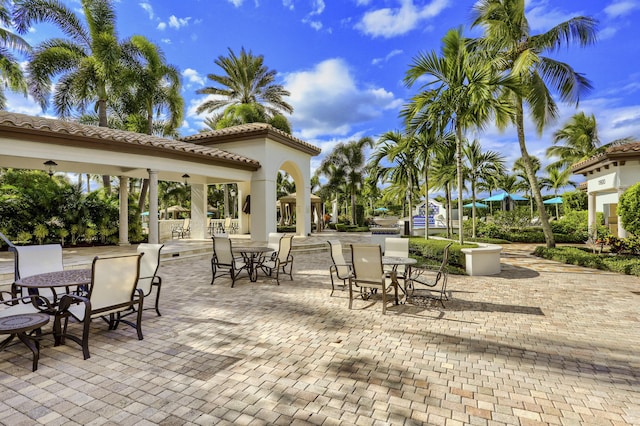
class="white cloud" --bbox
[356,0,450,38]
[139,2,153,19]
[284,58,402,139]
[157,22,167,31]
[168,15,191,29]
[525,0,585,32]
[228,0,243,6]
[282,0,294,10]
[604,0,640,18]
[372,49,403,66]
[5,91,44,116]
[161,38,171,44]
[183,68,205,86]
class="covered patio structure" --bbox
[0,112,320,243]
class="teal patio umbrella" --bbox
[543,196,563,217]
[463,202,488,208]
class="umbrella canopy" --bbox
[166,205,189,213]
[483,192,527,202]
[374,207,389,212]
[543,196,563,204]
[463,202,488,209]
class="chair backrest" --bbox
[440,243,452,271]
[350,244,383,282]
[267,232,283,251]
[182,218,191,231]
[13,244,64,280]
[327,240,350,278]
[384,238,408,257]
[89,254,142,311]
[136,243,163,293]
[224,217,231,229]
[277,234,293,262]
[212,235,234,264]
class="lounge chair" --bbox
[327,240,352,296]
[349,244,398,315]
[260,234,294,285]
[171,218,191,239]
[136,243,164,316]
[211,236,247,287]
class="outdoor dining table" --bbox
[15,269,92,307]
[382,256,417,301]
[233,246,274,282]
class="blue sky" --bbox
[7,0,640,177]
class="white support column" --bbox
[191,183,207,239]
[237,181,251,235]
[246,179,275,242]
[588,192,597,239]
[296,184,311,237]
[148,169,159,244]
[617,187,628,238]
[118,176,130,246]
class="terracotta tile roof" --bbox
[182,122,322,156]
[571,141,640,174]
[0,111,261,169]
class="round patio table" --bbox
[0,313,50,371]
[233,247,274,282]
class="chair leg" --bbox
[153,279,162,316]
[135,298,144,340]
[348,280,353,310]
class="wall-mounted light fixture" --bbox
[182,173,190,185]
[44,160,58,178]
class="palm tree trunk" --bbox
[515,100,555,247]
[445,184,452,238]
[455,123,464,245]
[471,181,477,238]
[424,166,429,240]
[97,97,112,193]
[138,179,149,212]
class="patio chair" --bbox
[327,240,352,296]
[383,237,410,287]
[171,218,191,239]
[136,243,164,316]
[267,232,284,251]
[260,234,294,285]
[406,242,452,307]
[2,244,65,318]
[222,217,238,234]
[349,244,398,315]
[53,254,144,360]
[211,236,247,287]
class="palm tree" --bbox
[547,112,601,169]
[403,27,517,244]
[317,137,373,225]
[196,47,293,120]
[463,139,505,237]
[513,155,541,218]
[540,165,576,218]
[472,0,598,248]
[370,131,420,234]
[429,139,457,238]
[14,0,128,191]
[0,0,30,109]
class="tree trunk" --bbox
[471,181,477,238]
[97,97,111,193]
[138,179,149,212]
[445,184,452,238]
[515,100,555,248]
[223,184,229,217]
[424,165,429,240]
[455,122,464,245]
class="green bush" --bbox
[408,237,477,269]
[533,246,640,276]
[619,182,640,235]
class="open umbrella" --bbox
[463,202,488,208]
[374,207,389,212]
[482,192,527,202]
[543,196,563,204]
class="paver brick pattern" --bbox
[0,235,638,425]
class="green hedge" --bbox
[335,224,369,232]
[533,246,640,276]
[408,237,477,272]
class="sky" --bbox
[6,0,640,181]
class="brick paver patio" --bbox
[0,235,638,425]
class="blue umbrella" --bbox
[483,192,527,202]
[374,207,389,212]
[543,196,563,204]
[463,202,488,208]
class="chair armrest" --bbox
[58,293,89,312]
[0,292,52,311]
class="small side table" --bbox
[0,313,50,371]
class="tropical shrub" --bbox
[534,246,640,276]
[619,182,640,235]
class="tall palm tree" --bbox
[463,139,505,237]
[14,0,128,191]
[403,27,517,244]
[547,111,601,169]
[370,131,420,234]
[196,47,293,120]
[540,165,576,218]
[513,155,541,218]
[471,0,598,248]
[429,139,458,238]
[0,0,30,109]
[317,137,373,225]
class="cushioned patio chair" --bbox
[260,234,294,285]
[211,236,247,287]
[349,244,398,315]
[406,242,452,307]
[136,243,164,316]
[327,240,352,296]
[2,244,65,318]
[54,254,144,360]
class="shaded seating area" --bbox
[211,236,247,287]
[54,254,144,360]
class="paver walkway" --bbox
[0,235,638,425]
